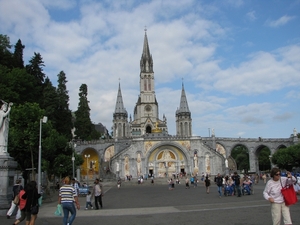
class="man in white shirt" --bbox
[92,178,104,209]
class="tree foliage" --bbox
[54,71,73,140]
[272,144,300,170]
[74,84,100,140]
[231,145,250,173]
[258,147,271,171]
[1,34,89,182]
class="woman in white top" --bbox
[263,168,296,225]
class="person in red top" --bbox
[13,189,26,225]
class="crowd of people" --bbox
[7,168,299,225]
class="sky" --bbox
[0,0,299,139]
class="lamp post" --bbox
[84,154,90,185]
[38,116,47,194]
[72,143,76,178]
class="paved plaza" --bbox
[1,179,300,225]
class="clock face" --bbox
[145,105,152,112]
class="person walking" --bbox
[59,176,80,225]
[7,179,23,219]
[215,173,223,198]
[204,175,211,193]
[21,181,41,225]
[12,189,27,225]
[262,173,267,184]
[117,179,121,189]
[92,178,103,209]
[71,178,79,196]
[185,177,190,189]
[263,167,296,225]
[85,191,93,210]
[232,172,241,197]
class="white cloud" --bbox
[211,45,300,95]
[266,15,295,27]
[246,11,256,21]
[0,0,299,138]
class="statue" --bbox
[225,159,228,168]
[194,154,198,168]
[211,128,215,136]
[293,128,297,137]
[152,121,162,133]
[137,153,142,175]
[0,101,13,154]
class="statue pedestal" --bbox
[0,154,18,215]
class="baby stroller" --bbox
[242,183,252,195]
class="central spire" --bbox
[140,29,153,73]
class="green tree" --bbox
[231,145,250,173]
[0,34,13,67]
[8,103,46,181]
[258,147,271,171]
[26,52,45,103]
[8,102,84,182]
[0,66,36,104]
[13,39,25,68]
[74,84,100,140]
[55,71,73,140]
[40,77,59,124]
[272,144,300,170]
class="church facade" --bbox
[75,31,296,181]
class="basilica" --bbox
[76,31,295,181]
[77,31,228,180]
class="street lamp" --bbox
[71,143,76,178]
[38,116,47,194]
[84,154,90,185]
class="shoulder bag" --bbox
[280,177,298,206]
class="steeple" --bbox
[113,82,129,138]
[176,83,190,114]
[176,82,192,137]
[140,28,153,73]
[114,82,127,115]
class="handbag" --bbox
[30,189,39,215]
[13,194,20,205]
[31,204,39,214]
[13,185,21,205]
[280,178,298,206]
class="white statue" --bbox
[293,128,297,137]
[225,159,228,168]
[0,101,13,154]
[116,162,119,172]
[194,154,198,168]
[137,153,142,175]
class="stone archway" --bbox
[81,148,99,183]
[156,150,177,177]
[145,142,190,178]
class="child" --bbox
[85,191,93,210]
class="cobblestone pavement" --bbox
[1,179,300,225]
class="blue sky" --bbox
[0,0,299,138]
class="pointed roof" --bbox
[142,30,151,59]
[114,82,127,114]
[140,29,153,73]
[176,83,190,114]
